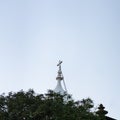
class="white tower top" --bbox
[54,60,66,95]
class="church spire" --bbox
[54,60,66,94]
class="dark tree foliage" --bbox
[0,89,101,120]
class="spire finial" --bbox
[56,60,63,80]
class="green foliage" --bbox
[0,89,100,120]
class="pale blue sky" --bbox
[0,0,120,119]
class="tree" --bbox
[0,89,100,120]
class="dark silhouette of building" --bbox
[96,104,116,120]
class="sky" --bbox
[0,0,120,119]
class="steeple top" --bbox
[54,60,67,95]
[56,60,63,80]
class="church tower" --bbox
[54,60,67,95]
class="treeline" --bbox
[0,89,105,120]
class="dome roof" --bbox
[54,80,65,95]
